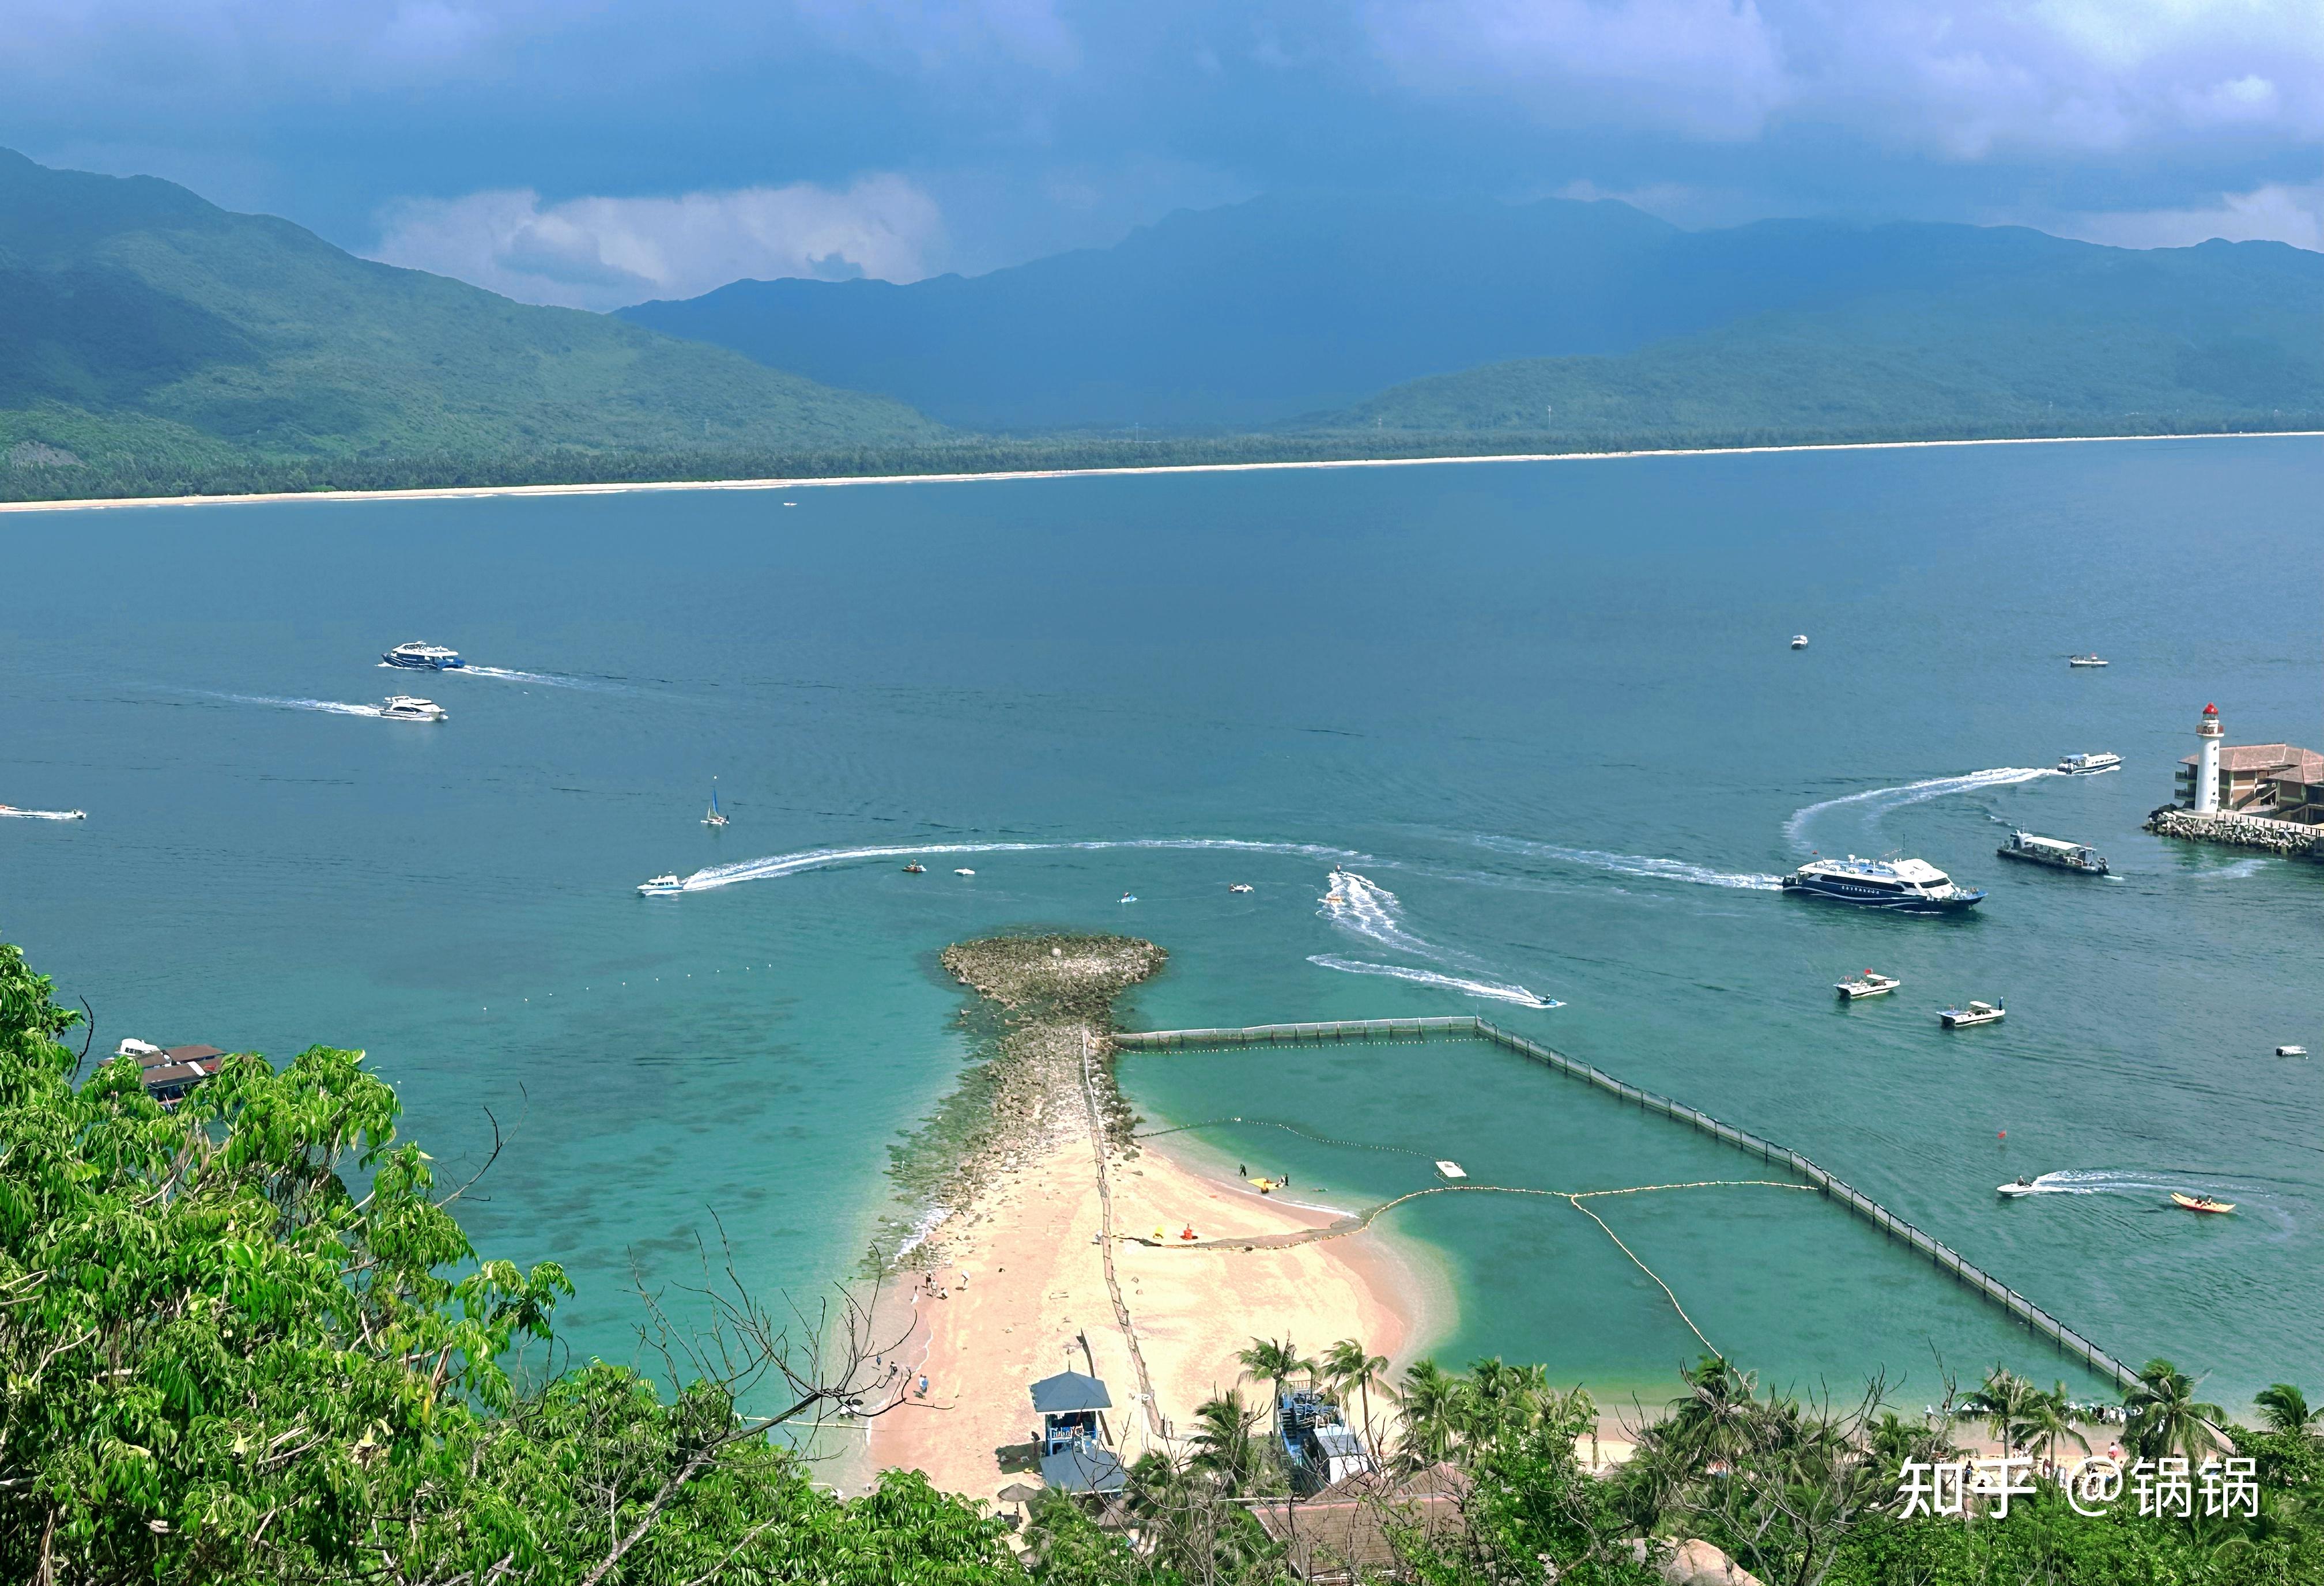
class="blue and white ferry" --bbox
[1780,855,1985,913]
[382,641,465,670]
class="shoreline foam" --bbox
[4,429,2317,515]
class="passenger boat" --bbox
[382,641,465,670]
[2068,654,2108,668]
[2055,751,2122,775]
[2277,1045,2308,1058]
[1781,856,1985,913]
[1228,882,1254,894]
[1995,830,2108,874]
[1790,635,1810,649]
[1836,969,1901,999]
[2170,1192,2235,1215]
[902,862,926,873]
[1938,1000,2006,1028]
[379,696,447,722]
[636,873,686,896]
[701,779,727,828]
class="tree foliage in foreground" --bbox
[0,940,1016,1584]
[5,932,2323,1584]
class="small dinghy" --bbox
[1228,882,1254,894]
[1938,999,2006,1028]
[1997,1177,2040,1198]
[701,779,728,828]
[1790,635,1809,649]
[1119,892,1138,904]
[2068,654,2109,668]
[953,867,976,877]
[902,862,926,874]
[2170,1192,2235,1215]
[1836,969,1900,1000]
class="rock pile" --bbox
[2144,805,2324,858]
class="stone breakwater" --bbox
[2145,805,2324,858]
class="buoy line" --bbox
[1131,1115,1436,1161]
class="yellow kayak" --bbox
[2171,1192,2235,1215]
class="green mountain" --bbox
[1310,228,2324,444]
[0,148,938,496]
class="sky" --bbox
[9,0,2324,310]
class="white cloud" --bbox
[2050,178,2324,251]
[368,178,947,309]
[1365,0,2324,156]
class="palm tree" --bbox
[1235,1336,1314,1417]
[1321,1338,1391,1456]
[1394,1359,1463,1469]
[2125,1358,2228,1462]
[2027,1383,2089,1472]
[2256,1383,2320,1437]
[1188,1390,1266,1495]
[1979,1368,2043,1454]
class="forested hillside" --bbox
[0,148,937,499]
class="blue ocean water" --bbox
[3,436,2318,1410]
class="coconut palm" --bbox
[1395,1358,1464,1469]
[1978,1368,2043,1453]
[1321,1338,1391,1456]
[1188,1389,1267,1495]
[1235,1335,1314,1415]
[2027,1383,2090,1471]
[2256,1383,2321,1437]
[2124,1358,2228,1462]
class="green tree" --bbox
[1395,1360,1465,1469]
[1319,1338,1391,1456]
[1234,1336,1314,1415]
[1189,1390,1270,1497]
[2123,1358,2228,1463]
[2257,1383,2321,1437]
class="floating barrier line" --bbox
[1112,1015,2140,1393]
[1564,1195,1718,1356]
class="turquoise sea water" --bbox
[3,437,2319,1412]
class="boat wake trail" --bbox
[2009,1169,2235,1199]
[1467,834,1781,891]
[2192,857,2272,880]
[1784,767,2059,850]
[1307,955,1561,1008]
[205,691,381,718]
[1312,870,1561,1007]
[680,837,1363,891]
[0,806,85,821]
[454,665,630,693]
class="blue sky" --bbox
[10,1,2324,308]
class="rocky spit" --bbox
[881,934,1167,1269]
[2144,805,2324,858]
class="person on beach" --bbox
[918,1374,929,1398]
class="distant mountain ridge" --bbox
[621,193,2324,437]
[0,148,938,492]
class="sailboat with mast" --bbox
[701,778,729,828]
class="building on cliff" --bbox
[2173,704,2324,821]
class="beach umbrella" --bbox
[997,1482,1043,1512]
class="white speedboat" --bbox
[2277,1045,2308,1058]
[1939,1000,2006,1028]
[1997,1177,2040,1197]
[379,696,447,722]
[637,873,686,896]
[701,779,727,828]
[382,641,464,670]
[2068,654,2108,668]
[1835,970,1901,1000]
[953,867,976,876]
[1228,882,1254,893]
[1790,635,1809,649]
[2055,751,2121,775]
[1119,892,1138,903]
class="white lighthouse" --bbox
[2194,703,2223,814]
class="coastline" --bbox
[854,1117,1429,1502]
[2,428,2317,515]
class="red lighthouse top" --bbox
[2203,703,2218,716]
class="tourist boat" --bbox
[1790,635,1809,649]
[0,805,86,820]
[903,862,926,874]
[2277,1044,2308,1058]
[636,873,685,896]
[1228,882,1254,893]
[1835,969,1901,1000]
[1780,856,1985,913]
[378,696,447,722]
[1997,1177,2040,1197]
[701,779,727,828]
[2068,654,2109,668]
[1938,1000,2006,1028]
[382,641,464,670]
[2055,751,2122,775]
[1995,830,2108,875]
[2170,1192,2235,1215]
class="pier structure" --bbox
[1115,1015,2140,1394]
